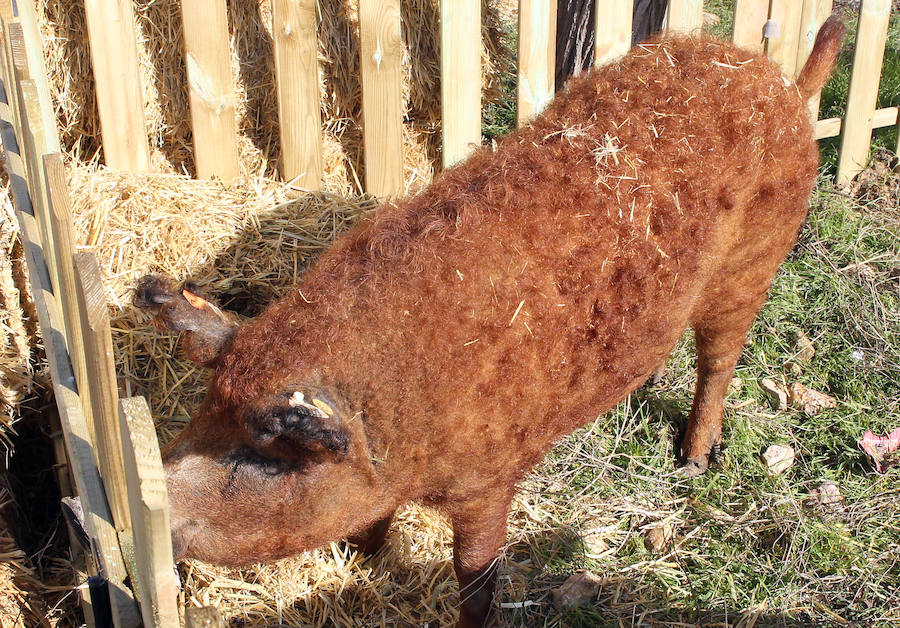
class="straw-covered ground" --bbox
[2,0,900,626]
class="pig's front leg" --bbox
[347,511,394,556]
[450,495,512,628]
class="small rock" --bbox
[793,330,815,363]
[703,11,720,25]
[760,378,788,410]
[808,481,844,511]
[788,383,837,416]
[551,571,603,610]
[643,523,673,553]
[728,377,743,394]
[761,444,795,475]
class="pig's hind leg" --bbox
[680,290,769,477]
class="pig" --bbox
[136,19,844,627]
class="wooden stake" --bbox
[732,0,769,53]
[837,0,891,186]
[766,0,804,77]
[273,0,323,188]
[180,0,240,179]
[11,0,59,154]
[667,0,704,34]
[594,0,632,67]
[120,397,180,628]
[74,252,132,533]
[440,0,481,168]
[0,95,140,628]
[359,0,404,195]
[82,0,151,172]
[798,0,834,122]
[517,0,556,126]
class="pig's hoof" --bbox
[677,457,708,478]
[134,275,175,309]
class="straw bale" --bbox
[0,179,35,446]
[38,0,513,193]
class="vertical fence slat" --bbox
[667,0,704,34]
[12,0,59,155]
[44,153,95,441]
[798,0,833,122]
[593,0,632,67]
[0,89,140,628]
[82,0,150,172]
[732,0,769,52]
[120,397,180,628]
[273,0,323,188]
[440,0,481,168]
[0,20,21,140]
[837,0,891,186]
[517,0,556,126]
[359,0,404,195]
[180,0,240,179]
[766,0,804,76]
[74,252,132,533]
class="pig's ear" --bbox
[244,394,349,458]
[134,275,240,367]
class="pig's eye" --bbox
[225,448,288,477]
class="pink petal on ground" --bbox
[858,428,900,473]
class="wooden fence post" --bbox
[837,0,891,186]
[440,0,481,168]
[180,0,240,179]
[359,0,404,195]
[798,0,834,122]
[74,252,132,533]
[766,0,804,77]
[732,0,769,52]
[273,0,323,188]
[667,0,704,34]
[82,0,151,172]
[594,0,632,67]
[120,396,180,628]
[517,0,556,126]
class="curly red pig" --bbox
[137,20,845,628]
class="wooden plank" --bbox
[180,0,240,179]
[273,0,323,188]
[73,252,132,534]
[837,0,891,186]
[0,19,22,142]
[732,0,769,53]
[815,106,898,140]
[120,397,179,628]
[82,0,150,172]
[359,0,404,195]
[12,0,61,155]
[517,0,556,126]
[440,0,481,168]
[43,153,96,443]
[667,0,704,34]
[766,0,804,76]
[0,87,141,628]
[799,0,834,122]
[186,607,226,628]
[593,0,632,67]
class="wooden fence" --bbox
[0,0,895,627]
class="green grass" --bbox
[483,4,900,625]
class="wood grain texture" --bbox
[667,0,704,34]
[180,0,240,179]
[120,396,180,628]
[359,0,404,195]
[732,0,769,52]
[440,0,481,168]
[273,0,323,188]
[0,19,22,141]
[815,106,898,140]
[799,0,834,121]
[82,0,150,172]
[766,0,804,76]
[74,251,132,533]
[12,0,59,154]
[0,92,140,628]
[517,0,556,126]
[837,0,891,185]
[594,0,632,68]
[44,153,95,441]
